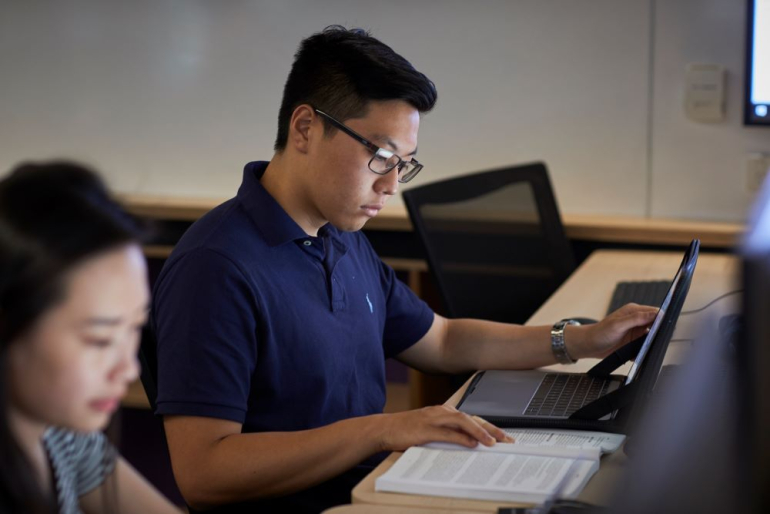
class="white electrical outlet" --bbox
[746,154,770,193]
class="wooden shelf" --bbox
[122,380,150,409]
[120,193,745,248]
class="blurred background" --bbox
[1,0,767,222]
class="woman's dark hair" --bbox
[0,161,148,513]
[274,25,438,151]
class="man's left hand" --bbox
[569,303,658,360]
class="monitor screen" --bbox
[745,0,770,126]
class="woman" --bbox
[0,161,179,513]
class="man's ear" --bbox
[287,104,316,154]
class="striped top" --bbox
[43,428,117,514]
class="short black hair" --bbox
[274,25,437,151]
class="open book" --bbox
[375,430,624,504]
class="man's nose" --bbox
[375,167,399,196]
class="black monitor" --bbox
[744,0,770,126]
[738,172,770,511]
[604,178,770,514]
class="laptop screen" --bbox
[624,240,700,386]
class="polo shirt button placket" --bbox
[303,240,312,246]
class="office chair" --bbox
[402,162,576,324]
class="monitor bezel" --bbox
[744,0,770,126]
[737,171,770,510]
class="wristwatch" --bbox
[551,319,581,364]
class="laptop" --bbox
[457,239,700,423]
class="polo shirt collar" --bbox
[237,161,346,248]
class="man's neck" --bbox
[260,154,326,237]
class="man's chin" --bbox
[330,217,368,233]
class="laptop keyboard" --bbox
[607,280,670,315]
[524,373,615,417]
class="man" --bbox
[152,26,656,513]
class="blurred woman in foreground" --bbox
[0,161,179,513]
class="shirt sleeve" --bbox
[377,255,435,359]
[152,247,259,423]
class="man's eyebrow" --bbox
[370,134,418,157]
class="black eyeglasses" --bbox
[314,109,423,183]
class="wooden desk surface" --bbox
[324,505,480,514]
[351,250,740,511]
[119,194,744,248]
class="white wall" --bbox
[0,0,767,222]
[651,0,769,220]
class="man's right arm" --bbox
[164,407,510,510]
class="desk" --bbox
[351,249,740,512]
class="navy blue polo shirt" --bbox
[152,161,434,434]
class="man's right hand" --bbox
[163,408,512,509]
[374,405,513,452]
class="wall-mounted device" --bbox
[684,63,726,122]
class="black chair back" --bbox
[403,162,575,323]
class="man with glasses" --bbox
[152,26,657,513]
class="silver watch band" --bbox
[551,319,580,364]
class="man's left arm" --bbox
[396,303,658,374]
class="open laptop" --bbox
[457,239,700,424]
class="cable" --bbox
[679,289,743,315]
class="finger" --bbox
[460,416,498,447]
[438,413,497,446]
[450,413,505,446]
[609,302,640,315]
[471,415,514,443]
[616,309,658,331]
[432,427,479,448]
[613,303,659,315]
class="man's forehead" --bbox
[344,100,420,154]
[368,133,419,156]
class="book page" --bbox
[502,429,625,453]
[422,442,600,460]
[375,446,599,503]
